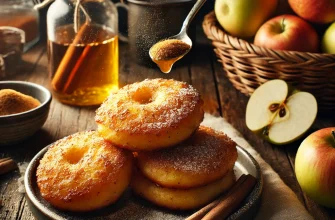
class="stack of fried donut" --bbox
[133,126,237,210]
[36,131,133,212]
[96,78,238,210]
[36,78,237,212]
[95,78,204,151]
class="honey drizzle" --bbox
[149,39,191,73]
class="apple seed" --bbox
[279,107,286,118]
[269,103,280,112]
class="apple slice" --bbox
[246,80,289,132]
[246,80,318,145]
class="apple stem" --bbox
[332,131,335,141]
[281,18,286,33]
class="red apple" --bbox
[295,128,335,208]
[288,0,335,24]
[254,15,319,52]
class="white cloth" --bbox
[202,113,313,220]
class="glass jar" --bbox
[47,0,122,106]
[0,0,40,52]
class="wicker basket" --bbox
[203,11,335,112]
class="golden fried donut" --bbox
[132,168,235,210]
[95,78,204,151]
[36,131,133,212]
[136,126,237,189]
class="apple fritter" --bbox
[36,131,133,212]
[95,78,204,151]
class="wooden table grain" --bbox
[0,37,334,220]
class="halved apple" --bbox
[246,80,318,145]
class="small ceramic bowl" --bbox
[0,81,52,146]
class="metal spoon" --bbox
[149,0,207,73]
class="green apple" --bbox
[322,21,335,54]
[295,128,335,208]
[214,0,278,38]
[246,80,318,145]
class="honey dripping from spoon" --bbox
[149,39,191,73]
[149,0,207,73]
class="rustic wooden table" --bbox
[0,37,334,220]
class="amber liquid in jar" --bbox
[48,24,118,106]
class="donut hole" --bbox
[63,147,88,164]
[132,88,154,104]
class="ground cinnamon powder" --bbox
[150,39,191,60]
[0,89,41,116]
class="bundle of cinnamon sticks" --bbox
[187,174,257,220]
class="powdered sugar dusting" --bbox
[36,131,131,203]
[95,78,203,134]
[140,126,237,174]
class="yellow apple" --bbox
[322,21,335,54]
[214,0,278,38]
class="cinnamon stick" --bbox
[186,174,248,220]
[0,157,11,163]
[0,157,17,175]
[61,44,91,93]
[51,23,91,94]
[202,174,257,220]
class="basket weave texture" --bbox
[203,11,335,112]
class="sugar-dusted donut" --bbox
[36,131,133,212]
[136,126,237,189]
[132,168,235,210]
[95,78,204,151]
